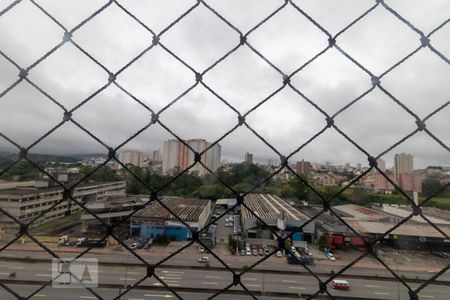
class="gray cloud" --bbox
[0,0,449,169]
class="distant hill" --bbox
[0,152,82,169]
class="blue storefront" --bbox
[139,223,192,241]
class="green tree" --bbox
[0,160,40,180]
[289,176,309,200]
[317,235,327,251]
[422,178,444,197]
[79,165,120,182]
[352,188,369,204]
[217,163,271,186]
[126,166,147,194]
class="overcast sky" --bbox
[0,0,449,169]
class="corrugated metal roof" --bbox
[242,194,309,222]
[133,196,210,222]
[333,204,391,221]
[346,220,450,238]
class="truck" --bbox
[287,253,314,265]
[76,237,107,248]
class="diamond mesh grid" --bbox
[0,0,449,299]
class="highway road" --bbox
[0,260,448,299]
[1,250,448,282]
[0,284,290,300]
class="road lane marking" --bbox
[242,277,257,281]
[34,294,46,297]
[245,284,261,287]
[202,282,218,285]
[0,272,11,275]
[421,296,434,299]
[374,292,390,295]
[205,275,221,279]
[160,276,182,280]
[161,270,184,274]
[365,284,381,288]
[80,297,97,299]
[127,272,141,275]
[120,278,135,281]
[36,274,52,277]
[144,295,173,298]
[9,266,24,270]
[152,283,179,287]
[283,280,297,283]
[289,286,305,290]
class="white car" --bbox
[199,246,205,253]
[130,243,139,250]
[198,256,209,263]
[327,253,336,261]
[276,251,283,257]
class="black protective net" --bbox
[0,0,448,299]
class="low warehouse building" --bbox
[347,220,450,251]
[131,197,211,241]
[241,194,315,243]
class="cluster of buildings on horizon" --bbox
[108,139,222,176]
[80,138,450,194]
[23,137,444,195]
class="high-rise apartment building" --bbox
[162,139,221,176]
[377,159,386,172]
[244,152,253,165]
[296,160,311,174]
[118,150,144,167]
[205,142,221,173]
[162,140,185,174]
[394,153,413,178]
[152,150,162,162]
[374,153,421,193]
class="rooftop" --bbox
[347,220,450,238]
[133,197,210,222]
[333,204,391,221]
[86,196,146,211]
[0,181,126,197]
[242,194,309,222]
[379,204,450,225]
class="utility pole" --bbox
[119,252,131,300]
[396,250,400,300]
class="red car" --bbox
[331,279,350,290]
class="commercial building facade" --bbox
[131,197,211,241]
[0,181,126,231]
